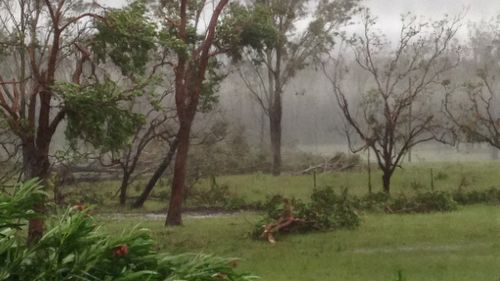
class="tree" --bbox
[131,135,178,208]
[444,18,500,152]
[100,106,177,206]
[325,11,461,193]
[157,0,275,225]
[238,0,360,175]
[0,0,156,244]
[0,118,19,185]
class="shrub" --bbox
[0,180,257,281]
[253,187,360,242]
[452,187,500,205]
[188,176,248,211]
[331,190,362,229]
[0,178,45,229]
[387,191,458,213]
[356,192,391,211]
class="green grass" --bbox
[65,161,500,212]
[86,161,500,280]
[100,204,500,281]
[203,161,500,201]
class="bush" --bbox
[253,187,360,241]
[452,187,500,205]
[0,180,257,281]
[387,191,458,213]
[188,176,248,211]
[0,178,45,229]
[356,192,391,211]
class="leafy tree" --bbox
[238,0,360,175]
[153,0,276,225]
[0,0,157,244]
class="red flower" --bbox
[113,244,129,257]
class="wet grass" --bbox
[200,161,500,202]
[66,161,500,213]
[88,161,500,280]
[100,204,500,281]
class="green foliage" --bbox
[0,178,45,231]
[199,59,226,113]
[57,81,144,153]
[387,191,458,214]
[0,181,258,281]
[253,186,360,239]
[157,28,188,57]
[101,204,500,281]
[189,176,243,210]
[158,253,257,280]
[356,192,391,211]
[452,187,500,205]
[93,0,157,75]
[216,3,278,60]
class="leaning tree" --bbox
[325,11,462,193]
[0,0,158,244]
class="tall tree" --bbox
[156,0,275,225]
[0,0,155,244]
[326,11,461,193]
[238,0,359,175]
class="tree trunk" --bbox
[382,171,391,194]
[119,172,130,206]
[367,148,372,194]
[269,105,282,176]
[132,138,178,208]
[166,123,192,225]
[23,143,50,246]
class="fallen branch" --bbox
[260,198,305,244]
[301,153,360,174]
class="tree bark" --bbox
[164,0,229,226]
[132,138,178,208]
[166,122,192,225]
[119,171,130,206]
[268,45,282,176]
[382,171,391,194]
[23,142,50,246]
[269,107,282,176]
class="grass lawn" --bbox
[202,161,500,201]
[67,161,500,213]
[100,204,500,281]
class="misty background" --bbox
[44,0,500,162]
[214,0,500,161]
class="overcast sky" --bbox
[105,0,500,39]
[364,0,500,39]
[368,0,500,19]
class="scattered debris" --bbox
[301,152,360,174]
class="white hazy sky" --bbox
[365,0,500,38]
[106,0,500,19]
[105,0,500,38]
